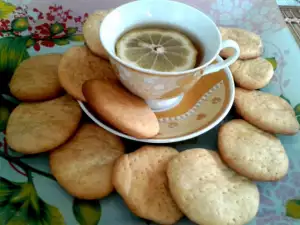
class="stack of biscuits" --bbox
[4,9,299,225]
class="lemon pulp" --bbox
[116,28,198,72]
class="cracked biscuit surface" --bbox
[218,119,289,181]
[113,145,182,225]
[167,149,259,225]
[50,123,124,199]
[9,54,63,101]
[234,88,299,135]
[6,95,81,154]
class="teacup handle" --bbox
[202,40,240,76]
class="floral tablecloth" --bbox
[0,0,300,224]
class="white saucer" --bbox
[79,56,235,143]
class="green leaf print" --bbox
[294,104,300,116]
[73,198,101,225]
[68,34,84,42]
[11,17,29,32]
[53,39,70,46]
[26,38,35,48]
[50,22,64,35]
[1,94,21,105]
[0,1,16,19]
[286,199,300,219]
[67,27,78,36]
[280,94,291,105]
[0,94,20,131]
[0,37,29,94]
[0,106,10,131]
[0,177,65,225]
[265,57,277,71]
[294,104,300,125]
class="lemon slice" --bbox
[116,28,198,72]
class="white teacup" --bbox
[100,0,240,112]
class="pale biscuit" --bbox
[6,95,81,154]
[83,9,112,59]
[58,46,117,101]
[50,124,124,200]
[219,27,263,59]
[218,119,289,181]
[83,79,159,139]
[235,88,299,135]
[167,149,259,225]
[113,145,182,224]
[230,58,274,90]
[9,54,63,101]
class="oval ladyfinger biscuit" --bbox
[58,46,118,101]
[113,145,183,224]
[234,88,299,135]
[6,95,81,154]
[83,9,113,59]
[167,149,259,225]
[82,79,159,139]
[218,119,289,181]
[219,27,263,60]
[50,124,124,200]
[9,54,63,101]
[230,58,274,90]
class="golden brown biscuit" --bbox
[83,79,159,139]
[113,145,183,224]
[58,46,117,101]
[6,95,81,154]
[230,58,274,90]
[218,119,289,181]
[50,123,124,200]
[219,27,263,59]
[9,54,63,101]
[167,149,259,225]
[234,88,299,135]
[83,9,112,59]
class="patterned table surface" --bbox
[277,0,300,6]
[279,5,300,45]
[0,0,300,225]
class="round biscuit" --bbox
[6,95,81,154]
[234,88,299,135]
[218,119,289,181]
[219,27,263,60]
[167,149,259,225]
[230,58,274,90]
[58,46,118,101]
[83,9,112,59]
[9,54,63,101]
[113,145,183,224]
[82,79,159,139]
[50,123,124,199]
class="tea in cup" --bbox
[100,0,240,111]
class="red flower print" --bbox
[40,41,55,48]
[74,16,82,23]
[46,13,55,21]
[1,4,87,51]
[0,19,10,31]
[33,43,41,51]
